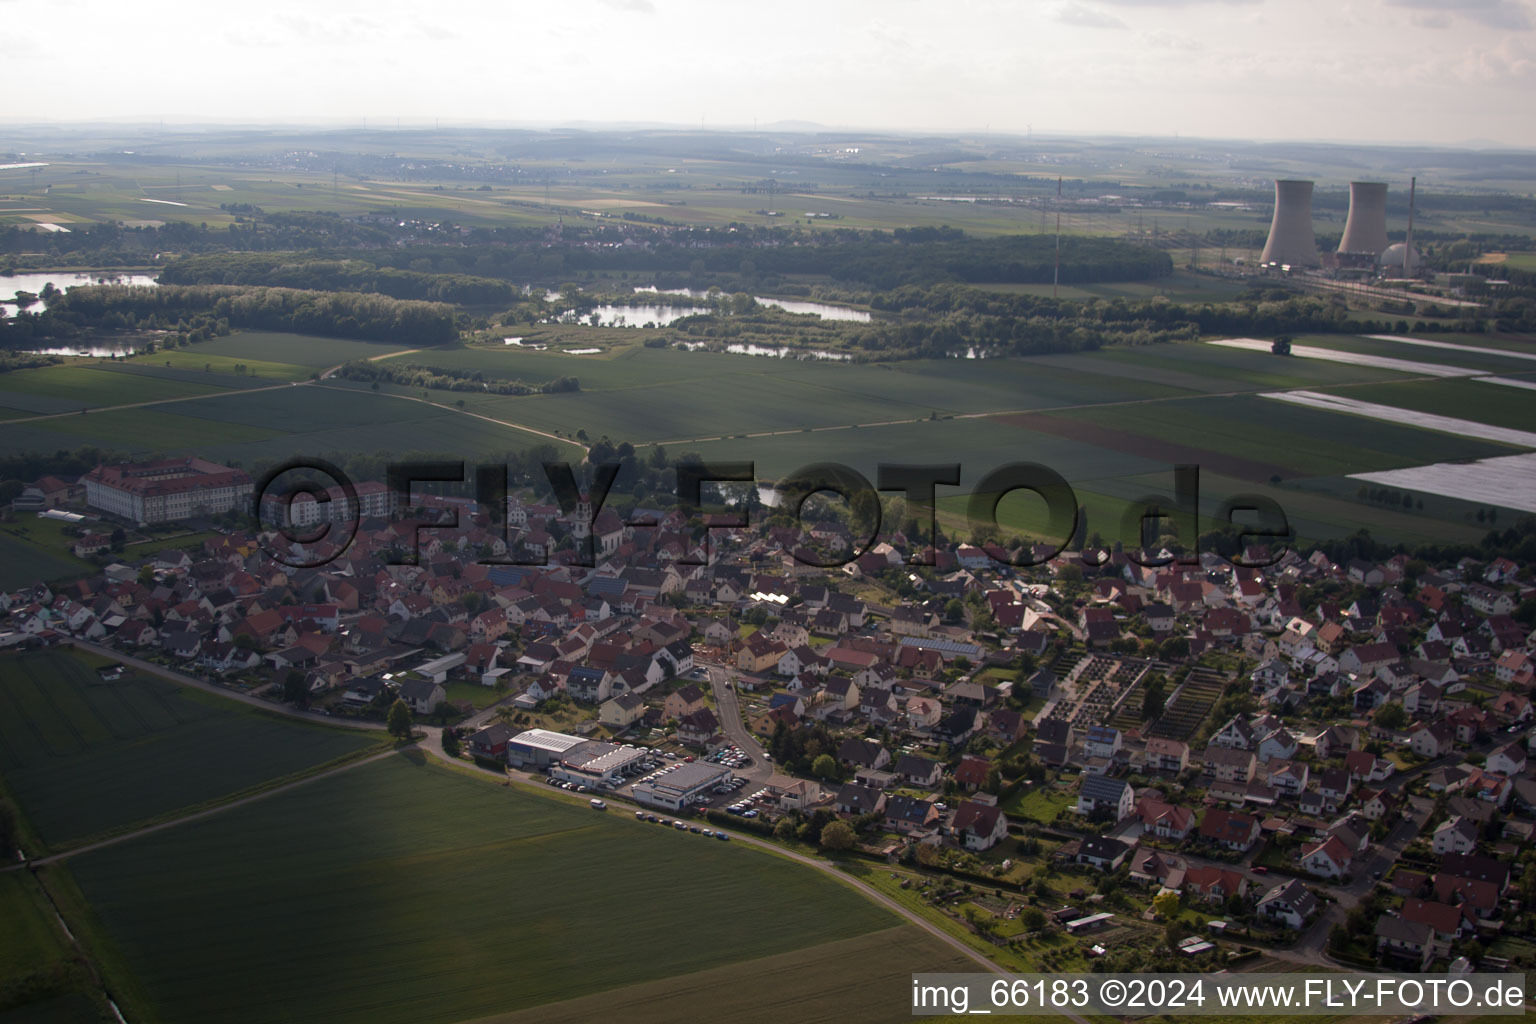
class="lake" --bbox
[632,286,871,322]
[1,271,159,318]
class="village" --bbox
[5,459,1536,976]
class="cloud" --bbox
[596,0,656,11]
[1096,0,1260,5]
[1385,0,1532,29]
[1053,2,1128,27]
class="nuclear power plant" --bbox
[1338,181,1390,259]
[1259,180,1320,269]
[1259,177,1415,275]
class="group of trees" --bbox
[161,254,525,306]
[5,284,457,347]
[337,360,578,395]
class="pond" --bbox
[1,271,159,318]
[632,286,871,322]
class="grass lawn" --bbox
[62,754,901,1024]
[440,681,505,710]
[0,649,386,849]
[1001,780,1076,823]
[0,516,102,563]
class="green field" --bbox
[64,754,903,1024]
[127,348,313,382]
[0,649,384,848]
[0,382,580,462]
[480,924,974,1024]
[1292,333,1536,374]
[0,337,1520,546]
[1050,393,1518,477]
[1317,377,1536,432]
[0,364,234,412]
[0,873,95,1020]
[175,331,412,369]
[0,533,91,591]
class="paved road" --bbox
[700,660,774,783]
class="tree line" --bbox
[160,254,525,306]
[336,360,579,395]
[2,284,458,347]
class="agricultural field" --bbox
[0,380,580,463]
[0,649,384,848]
[171,331,413,370]
[1321,377,1536,433]
[0,872,98,1020]
[0,532,91,591]
[1045,393,1519,478]
[480,925,974,1024]
[1289,333,1536,375]
[0,363,237,412]
[62,754,904,1024]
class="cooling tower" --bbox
[1260,179,1319,268]
[1338,181,1389,258]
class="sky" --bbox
[4,0,1534,148]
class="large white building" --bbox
[259,480,398,528]
[83,458,252,525]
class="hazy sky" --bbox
[5,0,1534,147]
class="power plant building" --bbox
[1338,181,1390,259]
[1260,179,1320,269]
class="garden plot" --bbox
[1262,391,1536,449]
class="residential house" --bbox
[1144,737,1190,773]
[1203,747,1257,784]
[1077,774,1135,820]
[951,797,1009,851]
[1076,835,1133,872]
[1257,879,1318,929]
[1199,808,1260,852]
[1431,816,1479,856]
[1299,835,1353,880]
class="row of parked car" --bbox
[712,776,748,796]
[705,744,751,769]
[634,810,730,840]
